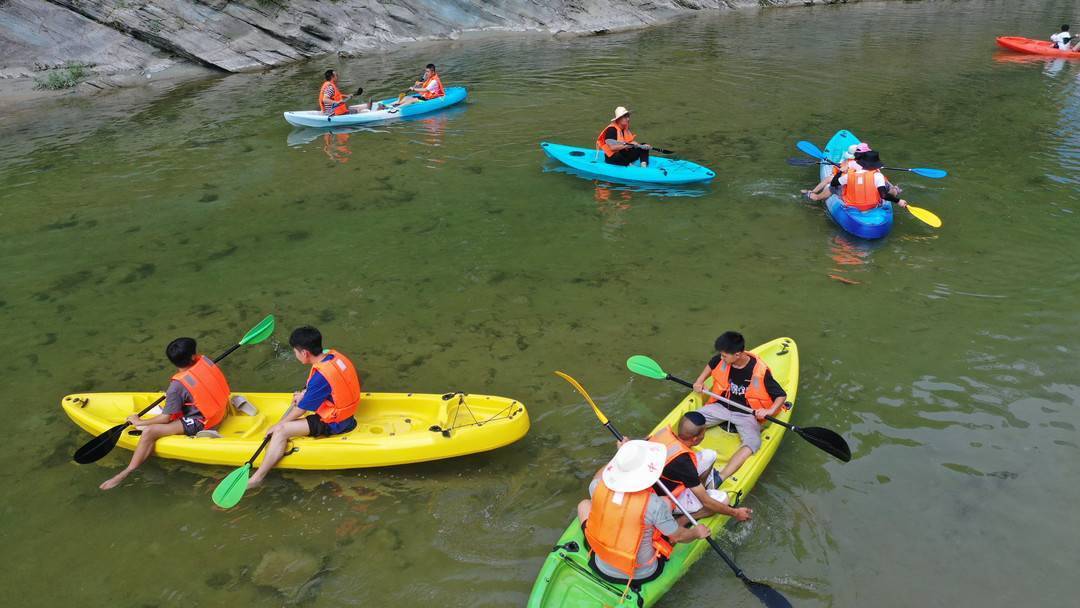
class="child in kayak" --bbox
[392,64,445,108]
[319,70,373,115]
[100,338,231,490]
[802,143,861,201]
[692,331,788,485]
[1050,25,1076,51]
[246,326,361,488]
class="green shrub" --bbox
[33,63,89,90]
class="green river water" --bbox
[1,1,1078,605]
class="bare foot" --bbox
[800,189,811,194]
[99,470,130,490]
[246,477,264,490]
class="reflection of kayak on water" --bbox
[283,87,468,128]
[286,105,468,147]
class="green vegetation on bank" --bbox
[33,63,90,90]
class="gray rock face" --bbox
[0,0,174,79]
[0,0,821,102]
[26,1,789,75]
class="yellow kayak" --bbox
[62,391,529,469]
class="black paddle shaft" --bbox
[664,373,852,463]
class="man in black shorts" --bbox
[247,326,361,488]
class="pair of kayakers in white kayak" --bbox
[99,326,361,491]
[576,331,783,583]
[318,64,446,116]
[802,142,909,211]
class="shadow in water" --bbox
[542,162,711,198]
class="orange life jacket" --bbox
[170,355,231,428]
[308,349,361,423]
[710,354,774,412]
[319,81,348,116]
[841,169,882,211]
[596,122,636,157]
[419,74,445,100]
[647,426,699,506]
[585,481,674,578]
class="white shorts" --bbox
[697,403,762,453]
[679,487,729,513]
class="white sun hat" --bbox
[601,440,666,493]
[611,106,632,121]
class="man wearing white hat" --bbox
[577,440,710,583]
[596,106,652,168]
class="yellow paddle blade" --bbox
[554,371,609,425]
[906,204,942,228]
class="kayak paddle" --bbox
[625,355,851,463]
[211,403,295,509]
[554,371,792,608]
[903,204,942,228]
[72,315,276,465]
[633,143,675,155]
[795,141,948,178]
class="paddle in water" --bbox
[211,404,294,509]
[625,355,851,462]
[795,140,944,229]
[72,314,276,465]
[554,371,793,608]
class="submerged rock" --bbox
[251,547,323,600]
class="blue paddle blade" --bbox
[796,140,826,160]
[909,167,948,179]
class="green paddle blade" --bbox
[212,463,252,509]
[626,355,668,380]
[239,314,275,346]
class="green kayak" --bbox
[527,337,799,607]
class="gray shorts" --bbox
[697,403,762,453]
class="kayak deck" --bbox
[283,86,467,128]
[820,129,893,240]
[62,390,528,469]
[527,337,798,608]
[996,36,1080,58]
[540,141,715,186]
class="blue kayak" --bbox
[540,142,715,185]
[820,130,893,240]
[283,87,467,128]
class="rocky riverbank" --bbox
[0,0,856,106]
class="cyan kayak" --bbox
[541,142,715,186]
[283,87,467,128]
[820,129,893,240]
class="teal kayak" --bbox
[283,87,467,128]
[541,142,715,185]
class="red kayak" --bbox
[996,36,1080,58]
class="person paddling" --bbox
[828,147,908,211]
[393,63,445,108]
[100,338,231,490]
[576,440,711,585]
[691,331,788,485]
[1050,25,1079,51]
[597,106,652,168]
[246,326,360,488]
[319,69,372,116]
[802,143,861,201]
